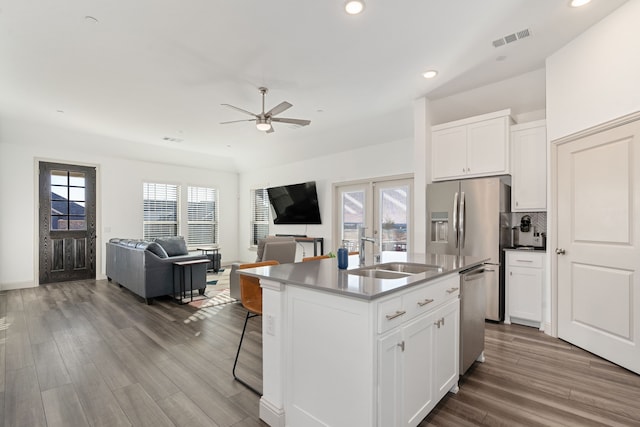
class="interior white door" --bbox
[557,118,640,374]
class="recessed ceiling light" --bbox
[422,70,438,79]
[345,0,365,15]
[570,0,591,7]
[84,15,99,23]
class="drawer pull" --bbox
[446,287,459,294]
[417,298,434,307]
[516,259,533,263]
[385,310,407,321]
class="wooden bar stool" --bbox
[232,260,279,395]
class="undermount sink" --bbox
[348,262,443,279]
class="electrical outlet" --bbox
[266,314,275,336]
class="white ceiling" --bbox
[0,0,628,172]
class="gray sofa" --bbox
[230,236,297,299]
[106,237,208,303]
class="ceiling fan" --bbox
[220,87,311,133]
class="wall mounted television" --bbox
[267,181,322,225]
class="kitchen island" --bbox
[240,253,485,427]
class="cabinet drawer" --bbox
[377,295,406,334]
[507,251,543,268]
[404,277,459,320]
[377,276,460,334]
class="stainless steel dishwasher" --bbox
[459,264,490,375]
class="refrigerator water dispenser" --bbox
[430,212,449,242]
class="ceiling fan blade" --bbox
[271,117,311,126]
[221,103,258,117]
[266,101,292,117]
[266,126,275,134]
[220,119,255,124]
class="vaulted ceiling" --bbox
[0,0,628,171]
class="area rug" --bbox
[188,288,236,308]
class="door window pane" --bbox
[50,170,86,231]
[341,190,365,251]
[379,186,408,253]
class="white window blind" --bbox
[251,188,269,246]
[143,183,180,240]
[187,186,218,247]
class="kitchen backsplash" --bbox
[511,212,547,233]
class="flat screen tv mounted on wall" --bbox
[267,181,322,225]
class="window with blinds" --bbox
[187,186,218,248]
[143,183,180,240]
[251,188,270,247]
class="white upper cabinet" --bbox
[432,109,513,181]
[511,120,547,211]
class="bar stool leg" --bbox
[232,311,261,395]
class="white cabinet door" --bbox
[432,111,512,181]
[511,121,547,211]
[433,299,459,397]
[505,250,544,326]
[432,125,467,180]
[508,266,542,322]
[402,314,436,427]
[467,117,510,176]
[378,329,403,427]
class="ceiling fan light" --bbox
[256,121,271,131]
[345,0,365,15]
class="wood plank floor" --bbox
[1,279,639,426]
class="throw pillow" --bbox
[155,236,188,256]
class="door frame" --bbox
[34,158,101,285]
[550,110,640,338]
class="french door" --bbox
[39,162,97,284]
[335,176,412,263]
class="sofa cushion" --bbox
[135,241,169,258]
[155,236,188,256]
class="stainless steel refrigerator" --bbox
[426,176,511,321]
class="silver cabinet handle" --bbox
[516,259,533,263]
[417,298,434,307]
[385,310,407,321]
[446,287,459,294]
[434,317,446,328]
[556,248,566,255]
[397,341,405,352]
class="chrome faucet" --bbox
[359,226,376,266]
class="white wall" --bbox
[546,0,640,141]
[0,118,239,290]
[238,138,414,263]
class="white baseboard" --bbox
[260,397,285,427]
[0,280,37,291]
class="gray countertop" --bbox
[239,253,487,300]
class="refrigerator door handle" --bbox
[453,192,459,248]
[460,191,466,249]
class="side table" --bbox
[172,259,210,304]
[197,246,221,272]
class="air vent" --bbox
[492,28,531,48]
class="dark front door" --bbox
[39,162,97,284]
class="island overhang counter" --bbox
[239,253,486,427]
